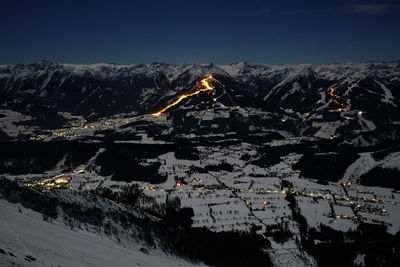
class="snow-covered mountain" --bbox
[0,60,399,138]
[0,185,206,267]
[1,60,400,266]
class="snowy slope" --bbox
[0,198,205,267]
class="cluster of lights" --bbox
[25,177,70,189]
[29,135,45,141]
[175,182,184,187]
[23,168,87,190]
[143,185,158,190]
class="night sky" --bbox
[1,0,399,65]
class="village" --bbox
[15,141,400,237]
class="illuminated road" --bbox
[328,87,346,112]
[151,75,215,116]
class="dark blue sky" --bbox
[1,0,399,65]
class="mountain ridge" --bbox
[0,60,399,140]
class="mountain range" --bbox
[0,60,399,139]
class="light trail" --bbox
[151,75,214,116]
[54,178,70,184]
[328,87,347,112]
[29,76,216,140]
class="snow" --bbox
[357,111,376,131]
[220,62,309,80]
[342,149,400,184]
[62,63,129,80]
[313,121,341,139]
[0,198,204,267]
[1,59,400,266]
[354,254,365,266]
[3,136,400,266]
[4,61,396,92]
[280,82,303,102]
[376,81,396,106]
[297,196,357,232]
[381,152,400,170]
[0,109,39,138]
[343,152,377,183]
[268,245,317,267]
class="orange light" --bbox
[54,178,70,184]
[151,75,214,116]
[328,87,346,112]
[55,132,67,137]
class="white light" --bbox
[358,111,363,115]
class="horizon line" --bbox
[1,59,399,67]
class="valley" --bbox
[1,61,400,266]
